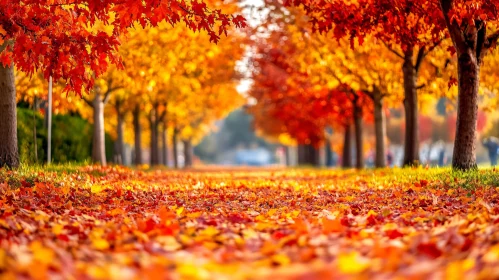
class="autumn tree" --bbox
[284,0,499,170]
[248,38,366,167]
[282,0,446,167]
[0,0,245,168]
[302,35,403,168]
[249,6,397,168]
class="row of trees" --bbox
[16,22,245,167]
[3,1,499,171]
[1,0,246,168]
[247,0,499,170]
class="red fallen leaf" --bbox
[461,238,473,251]
[281,235,298,246]
[205,219,218,226]
[340,216,351,227]
[159,222,180,236]
[35,182,51,196]
[227,212,252,224]
[385,229,404,239]
[367,213,377,226]
[272,230,288,240]
[420,180,429,187]
[21,180,32,188]
[19,187,32,196]
[106,231,118,241]
[125,190,135,200]
[57,234,70,242]
[65,225,81,235]
[417,242,442,259]
[138,218,157,233]
[346,229,360,239]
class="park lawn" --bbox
[1,166,499,279]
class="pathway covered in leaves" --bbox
[1,166,499,279]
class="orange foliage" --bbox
[1,167,499,278]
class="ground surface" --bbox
[1,166,499,279]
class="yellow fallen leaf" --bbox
[87,265,109,279]
[186,212,202,218]
[200,226,219,237]
[30,242,55,265]
[337,252,369,274]
[52,224,65,235]
[91,184,104,193]
[92,238,110,250]
[446,259,475,279]
[483,244,499,262]
[271,254,291,266]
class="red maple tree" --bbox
[284,0,499,170]
[0,0,246,167]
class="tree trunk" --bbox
[440,0,482,170]
[452,52,479,170]
[133,105,142,165]
[308,145,319,166]
[0,65,19,168]
[342,124,352,168]
[373,89,386,168]
[298,144,319,166]
[92,95,106,166]
[402,49,420,166]
[33,97,38,163]
[149,104,159,165]
[161,123,169,166]
[172,128,179,168]
[326,139,334,167]
[353,101,364,169]
[183,139,193,168]
[284,146,291,166]
[114,101,124,165]
[297,145,306,165]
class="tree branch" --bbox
[482,30,499,60]
[423,37,445,57]
[476,20,486,62]
[415,46,426,73]
[82,95,93,107]
[416,84,426,90]
[103,85,123,104]
[381,39,404,59]
[158,104,168,122]
[440,0,468,54]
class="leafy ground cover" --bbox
[2,166,499,279]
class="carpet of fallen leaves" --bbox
[2,166,499,279]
